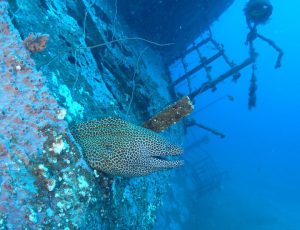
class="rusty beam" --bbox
[144,96,194,132]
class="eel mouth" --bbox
[153,154,181,160]
[150,154,184,168]
[152,145,184,165]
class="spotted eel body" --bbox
[71,117,183,177]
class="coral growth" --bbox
[0,1,68,227]
[23,32,49,53]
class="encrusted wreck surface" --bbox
[1,0,229,228]
[1,0,181,228]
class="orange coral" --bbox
[23,33,49,52]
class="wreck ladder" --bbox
[166,34,254,138]
[169,34,253,101]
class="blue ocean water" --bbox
[168,0,300,229]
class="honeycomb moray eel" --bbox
[71,117,184,177]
